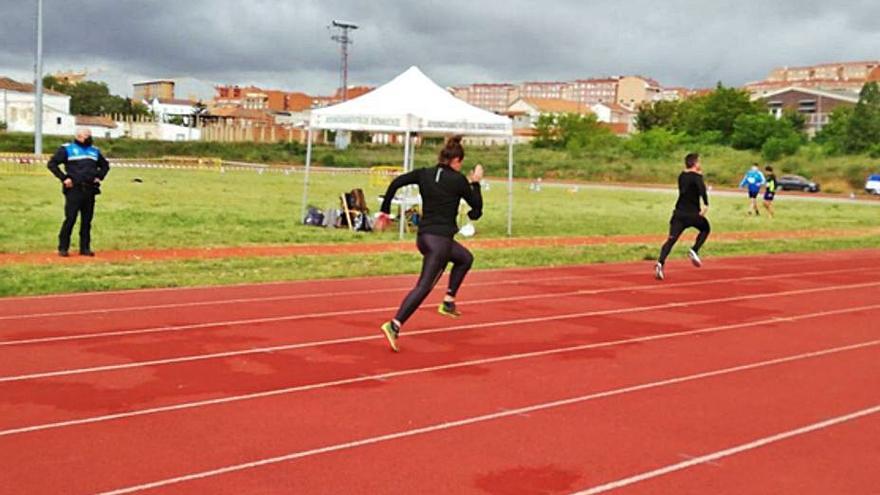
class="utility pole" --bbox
[330,20,358,101]
[34,0,44,155]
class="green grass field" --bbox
[1,165,878,296]
[2,166,879,252]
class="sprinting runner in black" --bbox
[377,136,483,352]
[655,153,711,281]
[763,165,777,218]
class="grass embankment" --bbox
[3,132,879,192]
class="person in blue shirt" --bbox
[739,163,766,216]
[47,128,110,257]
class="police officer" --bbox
[47,128,110,257]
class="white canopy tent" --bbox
[302,66,515,237]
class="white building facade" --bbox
[1,77,76,136]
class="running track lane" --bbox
[96,329,880,494]
[1,273,878,430]
[0,249,873,318]
[3,251,865,338]
[606,410,880,495]
[3,296,879,493]
[0,266,871,375]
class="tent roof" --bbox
[309,66,512,136]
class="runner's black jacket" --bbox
[381,165,482,238]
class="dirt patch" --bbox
[2,227,877,266]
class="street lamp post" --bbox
[34,0,44,155]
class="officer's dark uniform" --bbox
[47,141,110,255]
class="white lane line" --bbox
[0,266,866,347]
[1,280,877,384]
[3,303,877,438]
[2,245,832,304]
[0,273,601,321]
[95,339,880,495]
[571,404,880,494]
[0,259,645,303]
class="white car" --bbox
[866,174,880,195]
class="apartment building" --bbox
[615,76,661,109]
[747,60,880,97]
[459,83,518,113]
[453,75,665,113]
[564,78,619,106]
[519,81,568,100]
[757,87,859,136]
[133,80,175,102]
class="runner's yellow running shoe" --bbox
[438,301,461,318]
[380,321,400,352]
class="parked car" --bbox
[777,174,820,193]
[865,174,880,195]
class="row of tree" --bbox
[42,76,150,117]
[534,82,880,160]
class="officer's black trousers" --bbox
[58,187,96,253]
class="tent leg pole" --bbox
[507,137,513,237]
[301,128,314,222]
[400,131,411,240]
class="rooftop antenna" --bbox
[330,20,358,101]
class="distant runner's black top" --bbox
[381,165,482,238]
[766,173,778,193]
[674,171,709,216]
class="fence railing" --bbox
[0,153,399,177]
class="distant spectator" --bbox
[739,163,766,216]
[763,165,778,218]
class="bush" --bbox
[762,134,801,161]
[318,153,335,166]
[623,128,682,159]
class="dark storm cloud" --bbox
[0,0,878,95]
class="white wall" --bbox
[1,89,75,136]
[590,104,612,123]
[119,121,200,141]
[146,98,197,123]
[159,122,200,141]
[81,124,125,139]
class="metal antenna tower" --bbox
[330,20,358,101]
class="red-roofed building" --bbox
[506,97,593,142]
[591,102,637,134]
[75,115,123,139]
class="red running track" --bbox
[1,249,879,494]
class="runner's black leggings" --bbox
[658,213,711,265]
[395,233,474,324]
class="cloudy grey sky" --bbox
[1,0,878,98]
